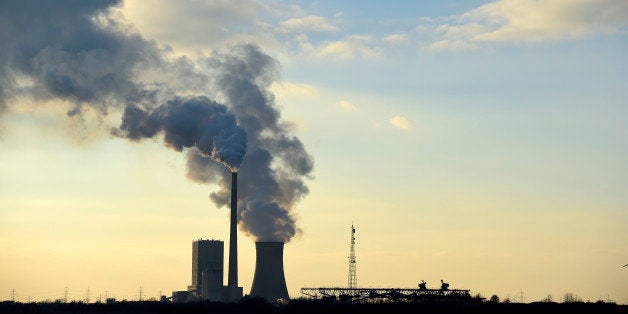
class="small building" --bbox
[171,291,196,303]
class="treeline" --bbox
[0,298,626,314]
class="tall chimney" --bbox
[228,171,238,287]
[221,172,243,301]
[249,242,289,302]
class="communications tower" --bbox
[348,224,357,288]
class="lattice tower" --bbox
[348,224,357,288]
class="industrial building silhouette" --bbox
[190,239,224,301]
[250,242,289,301]
[172,239,288,303]
[170,172,288,303]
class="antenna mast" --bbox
[348,224,357,288]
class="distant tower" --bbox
[348,224,357,288]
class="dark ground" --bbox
[1,299,627,314]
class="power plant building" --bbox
[190,239,224,301]
[173,172,289,303]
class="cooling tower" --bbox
[249,242,289,302]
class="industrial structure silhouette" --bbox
[170,171,288,303]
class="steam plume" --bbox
[0,1,313,243]
[114,97,247,171]
[0,0,163,114]
[187,44,314,242]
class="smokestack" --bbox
[228,172,238,287]
[221,172,243,301]
[249,242,289,302]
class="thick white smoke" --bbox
[0,0,313,243]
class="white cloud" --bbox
[428,39,479,52]
[435,22,488,39]
[472,0,628,42]
[426,0,628,50]
[389,116,413,130]
[293,34,315,53]
[270,82,319,98]
[316,37,382,60]
[278,15,339,33]
[383,33,408,44]
[119,0,272,53]
[337,100,357,112]
[317,41,355,59]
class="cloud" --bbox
[292,34,315,53]
[389,116,413,130]
[317,41,355,59]
[316,37,382,60]
[471,0,628,42]
[426,0,628,50]
[119,0,275,53]
[337,100,357,112]
[383,33,408,44]
[278,15,339,33]
[270,81,319,98]
[429,39,480,51]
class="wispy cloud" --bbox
[427,0,628,51]
[316,36,382,60]
[270,81,319,98]
[470,0,628,42]
[278,15,339,33]
[389,116,413,130]
[317,41,355,59]
[119,0,271,52]
[120,0,628,57]
[382,33,408,44]
[337,100,357,112]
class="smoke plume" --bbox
[0,0,164,114]
[187,45,314,242]
[0,0,313,243]
[114,97,247,171]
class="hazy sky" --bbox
[1,0,627,304]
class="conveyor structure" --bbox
[300,286,475,303]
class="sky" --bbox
[1,0,627,304]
